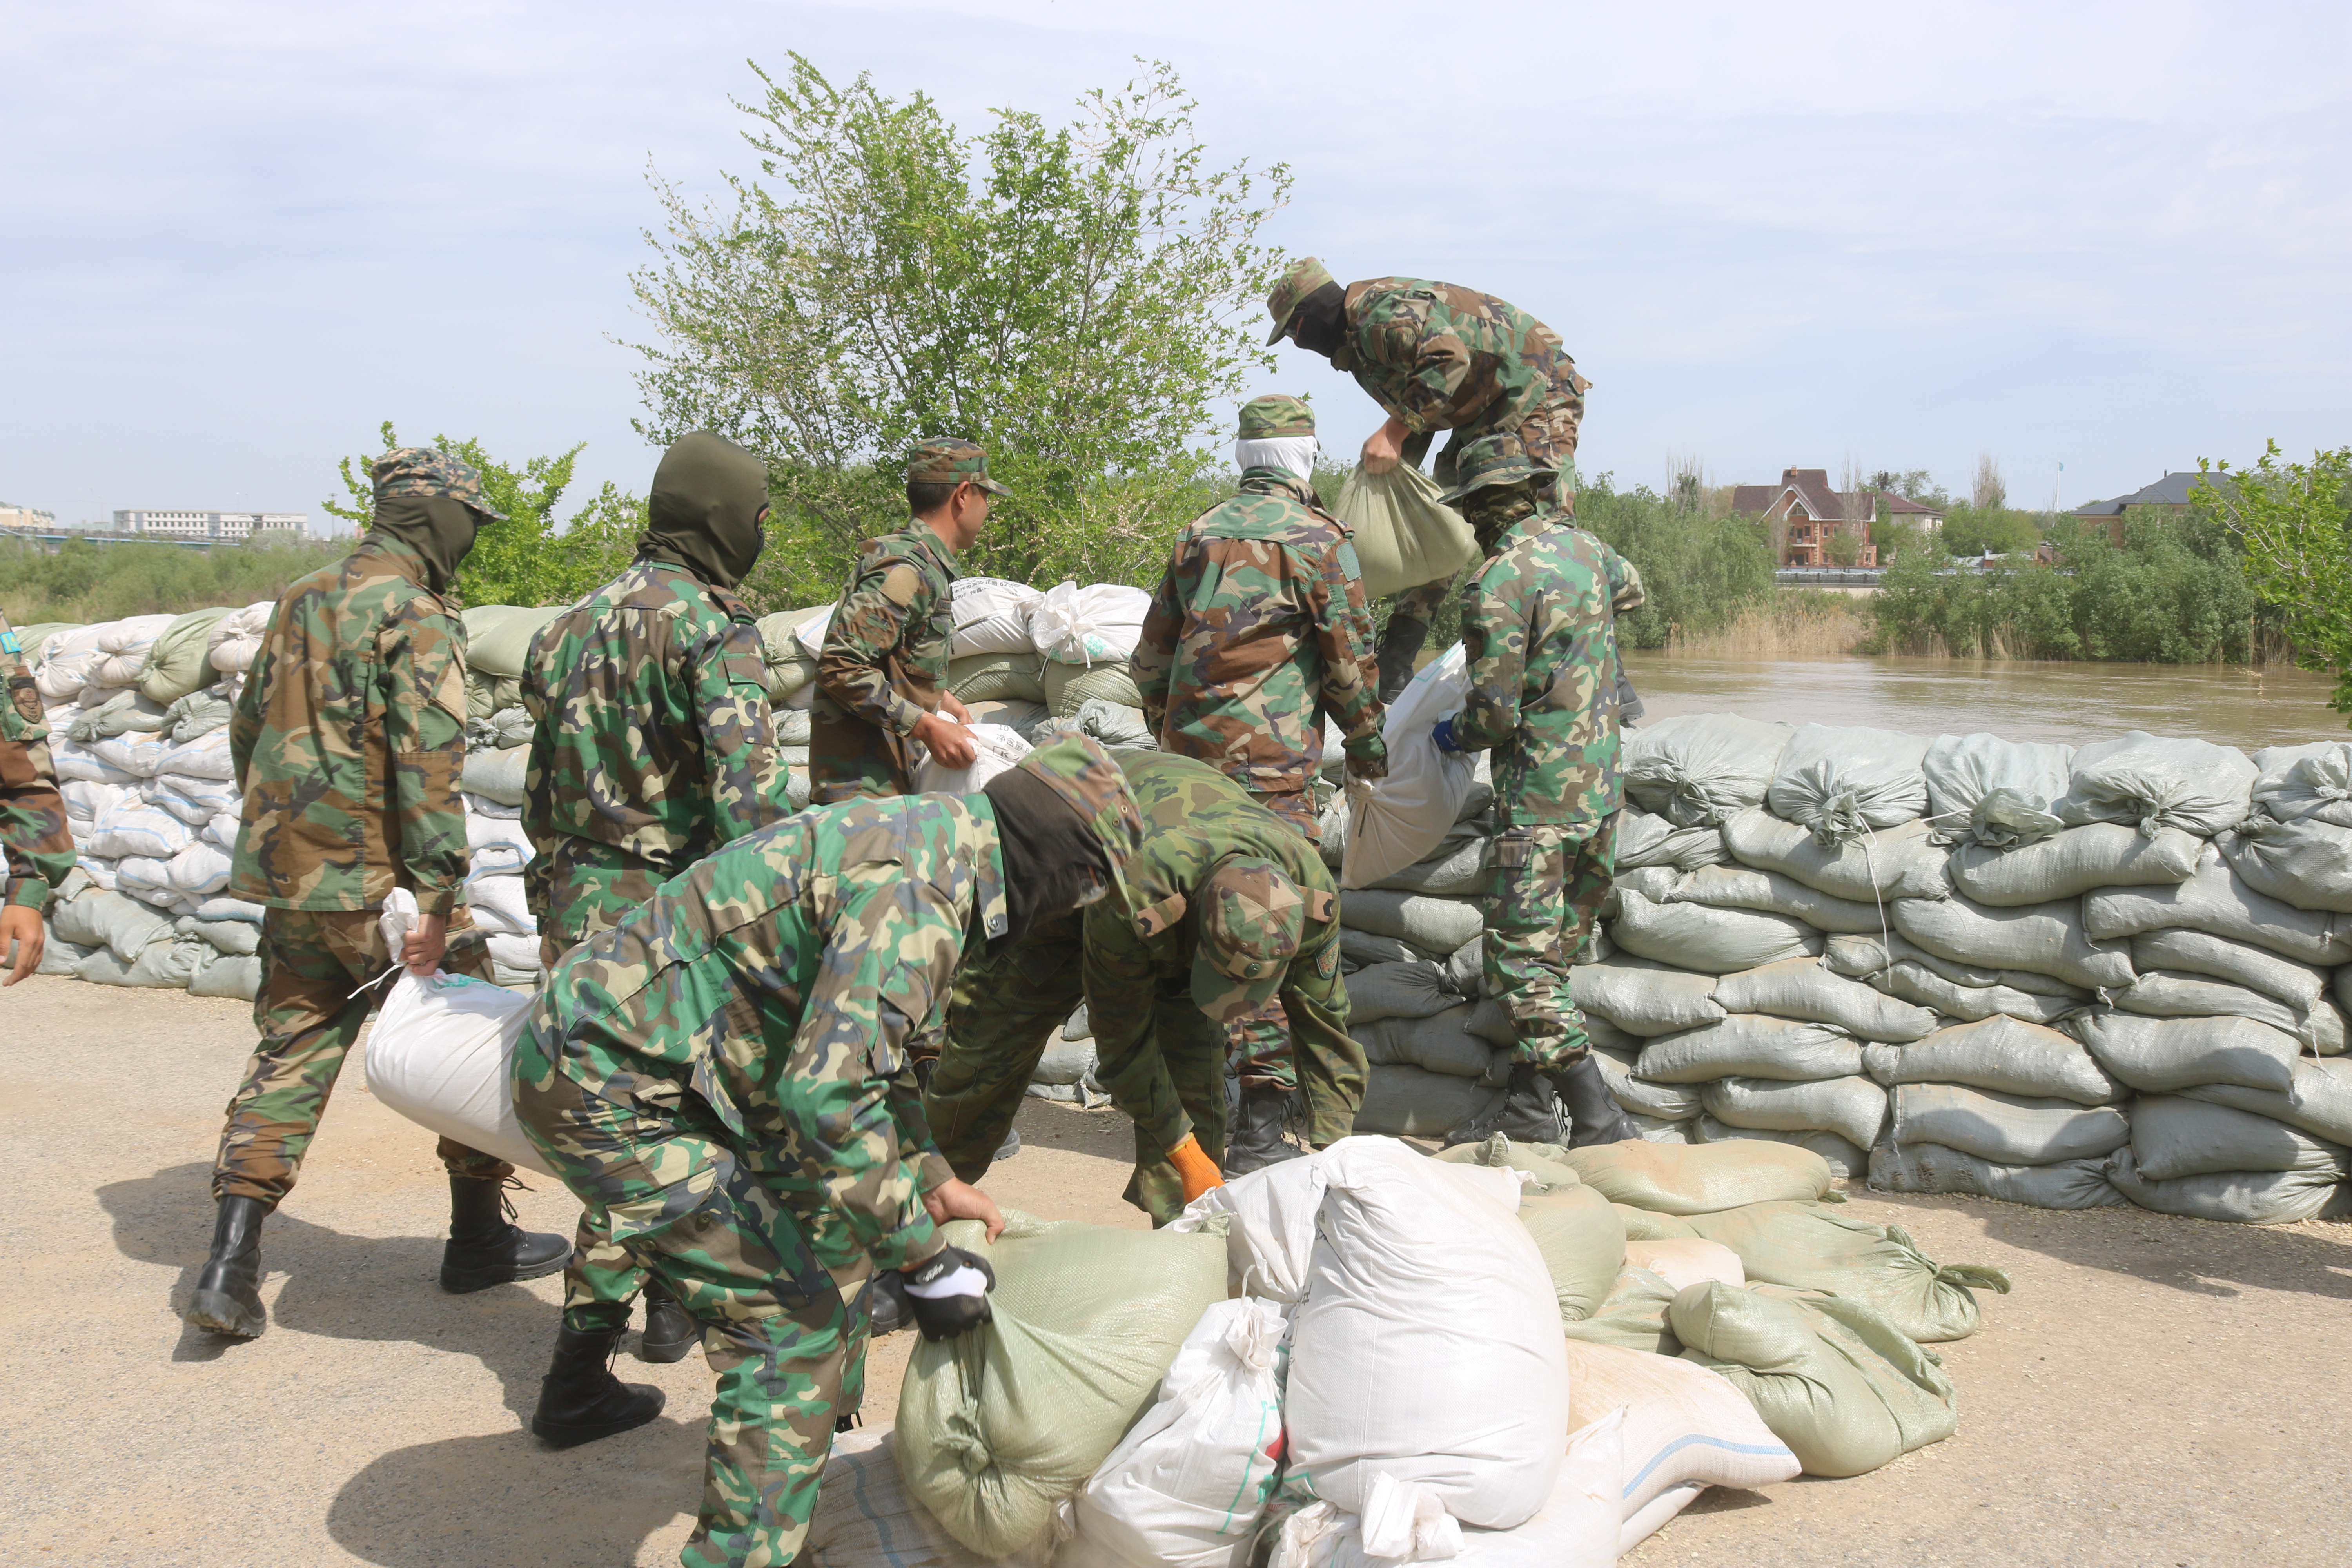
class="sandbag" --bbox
[1690,1117,1867,1179]
[77,934,205,988]
[1365,828,1489,898]
[85,802,193,862]
[1608,889,1820,974]
[32,624,116,701]
[915,723,1033,795]
[1031,582,1151,668]
[1559,1340,1800,1517]
[1709,958,1936,1041]
[2072,1011,2302,1095]
[2130,928,2328,1011]
[47,887,173,962]
[163,688,234,744]
[36,935,95,977]
[2129,1094,2348,1182]
[189,949,261,1000]
[1063,700,1155,752]
[1604,864,1682,911]
[947,577,1043,657]
[363,962,553,1176]
[67,690,170,742]
[1342,646,1477,890]
[1721,809,1949,901]
[82,614,180,693]
[1664,864,1885,934]
[946,651,1049,705]
[2181,1056,2352,1146]
[88,733,172,779]
[1867,1142,2126,1209]
[115,855,182,908]
[1612,809,1731,873]
[461,605,564,679]
[1920,732,2075,842]
[1636,1015,1863,1084]
[1351,1066,1501,1138]
[1886,1081,2130,1165]
[1562,1137,1835,1215]
[1621,713,1792,829]
[1767,724,1931,845]
[1341,891,1483,956]
[1561,955,1722,1038]
[1861,1014,2122,1105]
[756,608,827,700]
[1890,892,2133,993]
[1618,1238,1744,1292]
[1671,1284,1957,1479]
[1045,659,1148,719]
[206,601,275,675]
[462,744,529,807]
[1590,1050,1703,1122]
[1873,960,2088,1029]
[1344,960,1459,1024]
[1948,822,2201,907]
[2220,816,2352,915]
[800,1429,1030,1568]
[1356,1007,1498,1081]
[2116,969,2345,1053]
[1560,1263,1682,1355]
[167,841,233,897]
[2058,731,2256,839]
[1700,1074,1887,1153]
[1682,1200,2009,1343]
[135,606,232,704]
[2104,1149,2351,1225]
[2249,740,2352,828]
[1437,1136,1626,1325]
[2084,843,2352,965]
[1331,464,1480,603]
[192,918,261,956]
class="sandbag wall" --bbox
[1331,709,2352,1226]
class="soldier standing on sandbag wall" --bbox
[808,438,1008,805]
[512,736,1142,1568]
[1263,258,1591,700]
[1130,394,1383,1170]
[183,448,569,1339]
[924,751,1363,1211]
[1429,433,1643,1149]
[515,431,786,1378]
[0,610,75,985]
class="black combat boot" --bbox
[185,1194,270,1338]
[1442,1063,1566,1147]
[993,1127,1022,1163]
[530,1324,667,1448]
[1557,1054,1642,1147]
[439,1176,571,1294]
[637,1278,699,1365]
[1222,1084,1305,1176]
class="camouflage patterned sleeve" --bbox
[229,617,270,794]
[1450,565,1526,754]
[687,614,786,840]
[2,661,74,913]
[1130,556,1184,734]
[377,599,473,918]
[1080,911,1194,1157]
[1601,542,1646,614]
[1355,303,1480,434]
[518,662,556,923]
[1301,538,1387,767]
[816,559,929,739]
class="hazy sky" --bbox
[5,0,2346,533]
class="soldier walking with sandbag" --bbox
[0,609,74,985]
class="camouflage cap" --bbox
[1013,733,1146,901]
[1265,256,1339,345]
[906,437,1011,497]
[1238,394,1316,440]
[1439,430,1557,505]
[1189,857,1305,1023]
[370,446,507,519]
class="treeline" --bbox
[2,535,347,628]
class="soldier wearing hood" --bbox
[515,430,786,1369]
[185,447,569,1340]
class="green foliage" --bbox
[2196,441,2352,719]
[0,534,345,626]
[1576,473,1778,649]
[1936,503,2045,558]
[622,53,1290,606]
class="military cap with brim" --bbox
[1191,858,1305,1024]
[1239,394,1316,439]
[371,446,508,520]
[1265,256,1339,345]
[1439,431,1557,505]
[907,437,1011,497]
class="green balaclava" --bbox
[641,431,771,589]
[1465,481,1539,554]
[367,446,504,595]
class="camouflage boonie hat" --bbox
[907,437,1011,497]
[1440,431,1557,505]
[370,446,506,519]
[1238,395,1316,440]
[1265,256,1339,345]
[1191,858,1304,1023]
[1013,734,1146,901]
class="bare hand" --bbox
[1,904,45,986]
[922,1178,1006,1242]
[401,912,448,976]
[940,691,974,726]
[915,711,978,769]
[1359,416,1411,475]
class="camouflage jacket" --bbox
[809,522,959,802]
[0,612,74,913]
[228,534,472,915]
[1083,754,1352,1154]
[1131,471,1385,795]
[1336,278,1576,437]
[520,558,784,929]
[1451,515,1628,833]
[518,793,999,1271]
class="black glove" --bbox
[902,1245,997,1343]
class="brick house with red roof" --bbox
[1729,468,1945,566]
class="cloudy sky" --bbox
[4,0,2346,532]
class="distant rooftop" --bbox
[2073,471,2228,517]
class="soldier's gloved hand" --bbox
[1168,1134,1226,1203]
[1431,717,1462,755]
[902,1245,997,1342]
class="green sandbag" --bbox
[16,623,80,659]
[947,651,1047,704]
[1561,1138,1838,1216]
[756,608,828,699]
[1438,1134,1626,1321]
[189,950,262,1000]
[1671,1282,1957,1477]
[1044,660,1145,717]
[466,669,522,721]
[136,606,232,704]
[1681,1201,2010,1343]
[896,1211,1229,1559]
[462,745,529,807]
[1613,1203,1699,1241]
[1561,1264,1683,1356]
[1332,465,1479,601]
[49,887,174,964]
[462,605,564,679]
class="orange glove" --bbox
[1168,1134,1225,1203]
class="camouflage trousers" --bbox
[514,1028,870,1568]
[1481,814,1617,1072]
[214,907,508,1206]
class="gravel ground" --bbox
[3,974,2348,1567]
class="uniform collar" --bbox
[354,533,434,594]
[906,519,965,580]
[1238,469,1319,507]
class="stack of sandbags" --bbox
[135,606,234,706]
[1337,883,1504,1136]
[1031,581,1150,716]
[72,615,178,708]
[755,606,826,707]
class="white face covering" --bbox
[1234,436,1321,479]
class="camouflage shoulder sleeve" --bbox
[1081,906,1195,1157]
[1605,544,1647,613]
[0,621,73,913]
[377,589,472,918]
[681,589,786,842]
[1352,285,1471,433]
[1130,551,1189,734]
[817,544,929,738]
[1452,555,1531,753]
[1290,526,1385,762]
[229,609,272,794]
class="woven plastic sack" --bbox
[1690,1118,1866,1180]
[1357,1007,1499,1081]
[77,934,205,988]
[1664,864,1884,934]
[1560,1340,1800,1519]
[461,605,564,679]
[1890,891,2134,993]
[1334,960,1455,1024]
[1045,660,1146,718]
[86,801,194,861]
[1622,713,1793,828]
[1700,1074,1887,1153]
[2180,1056,2352,1145]
[1683,1201,2007,1344]
[1341,890,1482,955]
[2219,816,2352,915]
[462,745,529,807]
[942,651,1047,705]
[2249,740,2352,828]
[136,606,232,704]
[1341,645,1475,889]
[2058,731,2256,839]
[1560,1138,1834,1215]
[167,841,232,897]
[1590,1051,1702,1121]
[1635,1015,1863,1084]
[1566,955,1723,1037]
[1609,888,1820,974]
[1860,1014,2121,1105]
[1920,732,2074,843]
[2132,928,2327,1011]
[1435,1135,1626,1324]
[1709,958,1936,1041]
[205,602,275,675]
[1873,961,2086,1028]
[1612,809,1731,873]
[1867,1142,2124,1208]
[2084,843,2352,965]
[48,886,173,962]
[33,624,113,702]
[1351,1066,1502,1138]
[1887,1082,2130,1165]
[82,615,179,693]
[948,577,1044,657]
[1766,724,1930,845]
[163,689,233,743]
[2104,1149,2352,1225]
[755,608,829,699]
[801,1427,1042,1568]
[2117,969,2345,1053]
[2073,1012,2303,1095]
[1032,582,1152,667]
[1947,822,2201,906]
[1720,808,1949,901]
[915,722,1033,795]
[1331,465,1479,603]
[2128,1094,2348,1181]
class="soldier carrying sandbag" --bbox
[0,609,74,985]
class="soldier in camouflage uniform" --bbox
[512,735,1143,1567]
[1426,434,1642,1149]
[185,448,568,1339]
[923,751,1362,1217]
[1265,258,1592,700]
[808,439,1006,804]
[1,611,75,985]
[1129,395,1383,1169]
[518,431,785,1373]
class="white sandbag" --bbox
[60,779,134,824]
[1699,1074,1887,1153]
[2182,1056,2352,1145]
[2104,1149,2350,1225]
[206,601,275,675]
[1622,713,1793,828]
[463,873,535,937]
[158,727,237,781]
[1345,961,1460,1024]
[2058,731,2256,839]
[1341,890,1483,955]
[33,624,114,701]
[1890,893,2133,993]
[947,577,1044,657]
[1608,889,1820,974]
[1590,1051,1703,1122]
[1947,823,2201,907]
[1032,582,1152,666]
[1886,1081,2130,1165]
[166,841,232,897]
[1920,733,2075,841]
[1342,645,1476,889]
[114,856,180,906]
[1287,1138,1567,1531]
[82,614,179,691]
[1689,1117,1869,1180]
[2128,1094,2348,1181]
[1559,1339,1800,1517]
[85,801,194,861]
[88,734,171,779]
[1860,1014,2123,1106]
[2129,928,2328,1011]
[148,773,240,827]
[46,732,140,787]
[2116,969,2345,1053]
[1766,724,1930,844]
[466,811,534,864]
[2219,816,2352,914]
[1721,809,1949,901]
[2249,740,2352,828]
[1357,1007,1499,1081]
[203,811,241,849]
[1708,958,1936,1042]
[1867,1143,2126,1209]
[1612,809,1731,874]
[915,722,1033,795]
[1330,465,1479,603]
[1636,1016,1864,1084]
[1351,1066,1503,1138]
[2072,1011,2303,1095]
[2083,843,2352,965]
[1664,864,1885,934]
[1874,960,2089,1029]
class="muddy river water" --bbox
[1621,652,2347,753]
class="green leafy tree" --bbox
[1577,474,1777,649]
[622,54,1291,606]
[2195,441,2352,717]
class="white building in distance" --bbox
[113,509,308,541]
[0,503,59,529]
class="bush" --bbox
[1576,474,1778,650]
[0,535,346,626]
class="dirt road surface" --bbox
[4,975,2348,1567]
